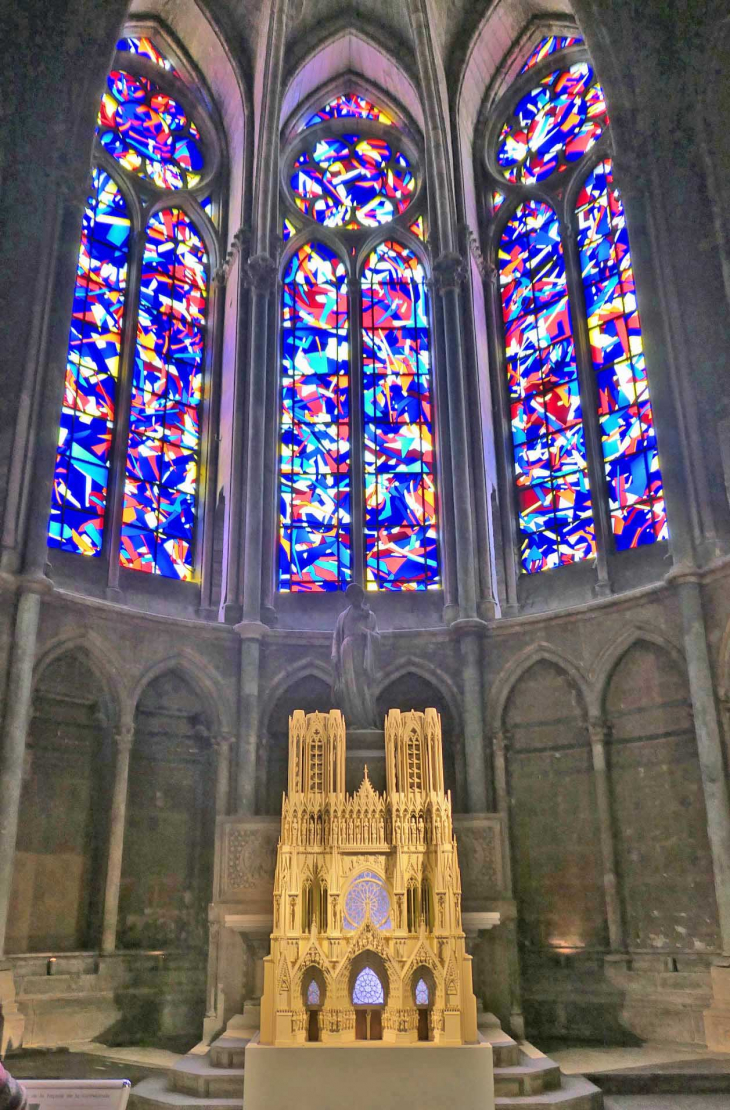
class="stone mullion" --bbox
[484,260,520,614]
[260,288,282,620]
[214,734,233,818]
[348,276,365,587]
[101,722,134,954]
[456,625,488,813]
[106,224,144,594]
[587,717,625,952]
[561,210,612,594]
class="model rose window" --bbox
[352,966,385,1005]
[343,870,392,930]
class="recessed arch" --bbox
[592,625,686,717]
[33,632,125,728]
[131,650,232,736]
[488,641,590,728]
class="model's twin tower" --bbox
[260,708,478,1046]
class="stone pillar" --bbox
[673,573,730,957]
[491,729,513,895]
[587,717,625,952]
[101,723,134,954]
[213,734,233,819]
[205,909,222,1026]
[0,579,49,955]
[236,624,266,814]
[456,624,488,813]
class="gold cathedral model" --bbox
[259,707,479,1046]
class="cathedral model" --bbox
[259,707,479,1046]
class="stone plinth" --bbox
[0,964,24,1055]
[704,964,730,1051]
[243,1034,494,1110]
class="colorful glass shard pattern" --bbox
[576,159,666,549]
[279,242,351,591]
[97,68,204,189]
[302,95,393,129]
[520,35,583,73]
[119,209,208,579]
[49,168,131,556]
[116,36,181,77]
[408,215,426,241]
[362,240,439,590]
[499,200,596,572]
[291,135,414,229]
[497,63,607,184]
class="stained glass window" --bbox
[362,241,439,590]
[49,168,130,556]
[520,35,583,73]
[415,978,429,1006]
[343,871,392,931]
[307,979,321,1006]
[303,95,393,129]
[98,69,204,190]
[119,210,208,579]
[499,200,595,571]
[352,967,385,1006]
[490,39,665,574]
[497,63,608,185]
[290,136,415,229]
[409,215,426,241]
[279,243,351,591]
[116,36,182,77]
[49,33,217,581]
[576,160,667,548]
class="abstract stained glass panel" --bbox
[361,240,439,590]
[97,69,204,190]
[520,35,583,73]
[119,209,208,579]
[499,199,595,572]
[279,242,350,591]
[116,36,181,77]
[291,135,414,228]
[302,95,393,129]
[49,167,130,556]
[576,159,667,548]
[497,63,608,185]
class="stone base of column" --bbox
[0,963,25,1056]
[703,964,730,1051]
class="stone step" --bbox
[209,1036,248,1070]
[168,1053,245,1099]
[494,1074,603,1110]
[494,1055,562,1097]
[130,1076,242,1110]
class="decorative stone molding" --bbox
[243,252,279,293]
[214,226,250,285]
[459,223,488,280]
[432,251,467,294]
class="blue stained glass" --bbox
[344,871,392,931]
[575,160,666,550]
[352,967,385,1006]
[361,241,439,590]
[499,200,596,572]
[307,979,321,1006]
[415,978,429,1006]
[119,209,208,580]
[279,243,351,591]
[520,35,584,73]
[49,168,130,557]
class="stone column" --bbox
[587,717,625,952]
[213,734,233,819]
[205,910,222,1019]
[235,623,266,814]
[456,623,489,813]
[673,573,730,957]
[0,579,50,955]
[101,723,134,954]
[491,729,513,895]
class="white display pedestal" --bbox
[243,1034,494,1110]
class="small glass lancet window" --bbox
[306,979,321,1006]
[415,978,429,1006]
[352,966,385,1006]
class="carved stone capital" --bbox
[244,253,279,293]
[115,725,135,754]
[432,251,467,294]
[588,716,611,745]
[212,733,234,754]
[492,729,511,755]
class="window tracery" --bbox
[352,965,385,1005]
[278,90,438,592]
[486,36,666,573]
[343,870,392,930]
[48,32,219,582]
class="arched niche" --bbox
[604,641,720,952]
[504,660,607,954]
[8,649,114,953]
[376,672,461,808]
[263,674,333,815]
[119,670,215,948]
